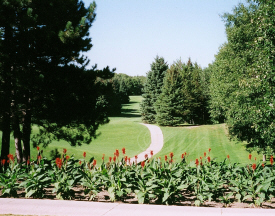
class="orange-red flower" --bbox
[254,157,257,161]
[141,161,145,169]
[66,155,70,160]
[150,150,153,156]
[1,159,5,166]
[208,148,211,152]
[115,149,119,157]
[227,155,230,159]
[135,155,138,159]
[92,159,97,167]
[270,157,274,166]
[63,148,67,154]
[79,160,82,165]
[195,159,199,166]
[249,154,252,160]
[181,154,185,159]
[204,152,206,157]
[37,155,42,160]
[27,159,30,165]
[207,156,211,162]
[83,152,86,158]
[55,158,62,169]
[144,154,148,159]
[7,154,14,162]
[262,163,264,168]
[128,157,130,164]
[109,157,112,163]
[122,147,126,155]
[165,155,168,161]
[37,146,40,151]
[113,156,116,162]
[252,164,256,170]
[169,152,174,158]
[124,156,128,162]
[102,154,105,161]
[200,156,202,160]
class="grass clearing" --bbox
[0,96,151,161]
[156,124,259,165]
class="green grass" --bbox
[155,124,259,165]
[0,96,151,161]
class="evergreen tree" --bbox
[155,62,184,126]
[140,56,168,124]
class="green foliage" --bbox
[140,56,168,124]
[208,0,275,154]
[155,59,209,126]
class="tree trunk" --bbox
[22,95,32,162]
[263,154,266,162]
[13,114,23,163]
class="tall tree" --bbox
[0,0,114,162]
[209,0,275,157]
[140,56,168,124]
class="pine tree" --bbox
[140,56,168,123]
[155,62,184,126]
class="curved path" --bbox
[130,123,164,163]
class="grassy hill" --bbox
[0,96,151,161]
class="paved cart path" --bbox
[130,123,164,163]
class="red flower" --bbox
[83,152,86,158]
[66,155,70,160]
[252,163,256,171]
[185,152,187,156]
[169,152,174,158]
[141,161,145,169]
[55,158,62,169]
[124,156,128,162]
[249,154,252,160]
[113,156,116,162]
[165,155,168,161]
[200,156,202,160]
[79,160,82,165]
[115,149,119,157]
[122,147,126,155]
[7,160,10,163]
[92,159,97,167]
[109,157,112,163]
[181,154,185,159]
[102,154,105,161]
[135,155,138,159]
[227,155,230,159]
[27,159,30,165]
[37,146,40,151]
[204,152,206,157]
[7,154,14,162]
[1,159,5,166]
[150,150,153,156]
[262,163,265,168]
[37,155,42,160]
[128,157,130,164]
[254,157,257,161]
[208,148,211,152]
[195,159,199,166]
[270,157,274,166]
[63,148,67,154]
[144,154,148,159]
[207,156,211,162]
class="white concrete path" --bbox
[1,198,275,216]
[130,123,164,163]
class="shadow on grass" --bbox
[109,102,141,118]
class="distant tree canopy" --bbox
[208,0,275,156]
[0,0,115,162]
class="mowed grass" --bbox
[0,96,151,161]
[155,124,260,165]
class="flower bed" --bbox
[0,148,275,208]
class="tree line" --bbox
[140,56,210,126]
[141,0,275,157]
